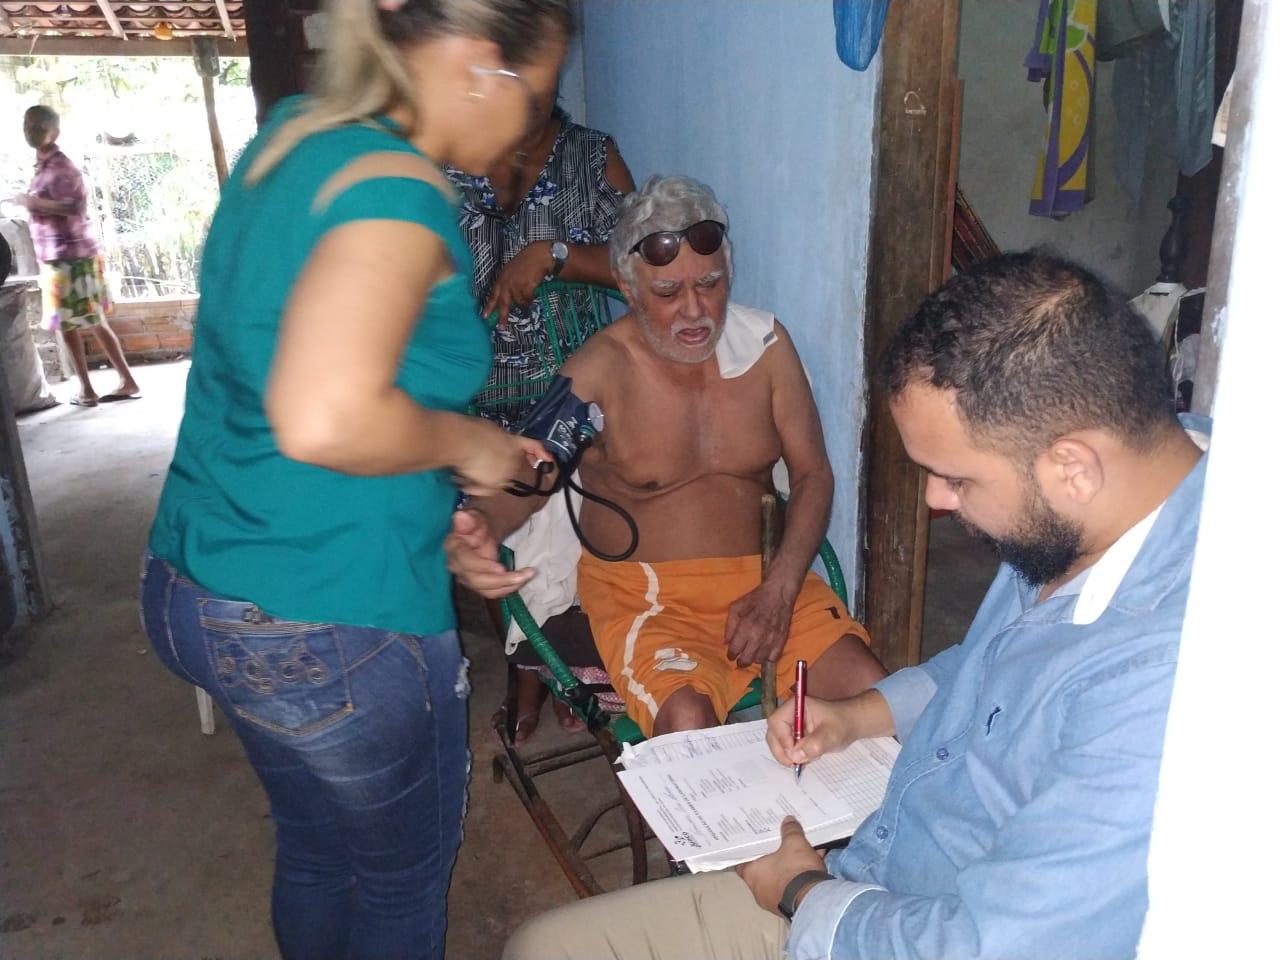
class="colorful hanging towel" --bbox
[1027,0,1098,217]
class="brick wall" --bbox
[83,296,197,362]
[17,292,197,382]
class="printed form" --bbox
[616,720,899,871]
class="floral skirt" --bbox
[40,256,112,334]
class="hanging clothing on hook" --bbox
[1027,0,1099,218]
[1111,1,1215,202]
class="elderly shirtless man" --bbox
[450,175,885,736]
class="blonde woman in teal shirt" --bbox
[141,2,568,958]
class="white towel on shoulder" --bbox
[715,302,778,379]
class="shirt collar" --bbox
[34,147,64,172]
[1065,502,1166,625]
[1038,415,1212,625]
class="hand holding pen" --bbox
[767,685,896,771]
[793,659,807,783]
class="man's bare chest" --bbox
[586,372,782,494]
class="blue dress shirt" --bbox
[788,417,1209,959]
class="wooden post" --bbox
[861,0,961,673]
[760,494,778,716]
[192,38,229,187]
[245,0,310,126]
[201,75,229,185]
[0,333,51,636]
[1185,0,1245,415]
[94,0,127,40]
[1158,195,1190,284]
[213,0,236,39]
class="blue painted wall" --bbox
[557,0,588,124]
[578,0,880,589]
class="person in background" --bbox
[447,81,634,744]
[11,105,141,408]
[139,2,570,959]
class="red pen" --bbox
[793,659,808,783]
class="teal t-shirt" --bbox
[149,99,491,635]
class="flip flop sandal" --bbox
[552,699,586,733]
[99,393,141,402]
[70,396,98,407]
[512,710,542,747]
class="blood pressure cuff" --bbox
[513,375,603,470]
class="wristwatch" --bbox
[777,869,834,921]
[547,240,569,279]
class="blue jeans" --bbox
[140,553,469,960]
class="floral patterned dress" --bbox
[446,113,625,426]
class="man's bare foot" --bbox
[552,698,586,733]
[100,379,141,401]
[513,709,541,747]
[512,669,548,747]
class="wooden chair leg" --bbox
[761,494,779,716]
[483,596,507,637]
[600,731,651,886]
[484,597,522,741]
[622,790,650,886]
[490,724,606,899]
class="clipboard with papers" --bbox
[616,719,899,873]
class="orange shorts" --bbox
[577,553,870,737]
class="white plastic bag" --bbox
[0,282,57,414]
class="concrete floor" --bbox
[0,359,991,959]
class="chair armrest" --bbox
[498,545,607,730]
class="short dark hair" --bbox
[881,251,1177,459]
[25,105,59,129]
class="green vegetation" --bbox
[1,55,256,298]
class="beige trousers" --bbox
[502,869,789,960]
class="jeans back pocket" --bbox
[198,599,353,737]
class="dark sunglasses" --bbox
[629,220,726,267]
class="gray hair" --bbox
[610,174,732,287]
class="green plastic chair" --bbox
[498,540,849,748]
[491,530,849,896]
[473,280,627,416]
[476,280,852,894]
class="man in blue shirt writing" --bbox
[504,251,1207,960]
